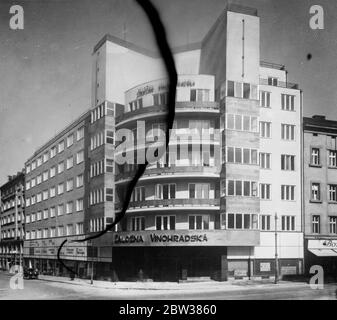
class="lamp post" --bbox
[274,212,279,284]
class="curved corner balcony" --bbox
[115,101,219,126]
[115,198,220,213]
[115,165,220,184]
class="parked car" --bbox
[23,267,39,279]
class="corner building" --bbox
[96,4,303,281]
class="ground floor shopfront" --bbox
[304,238,337,278]
[0,240,23,271]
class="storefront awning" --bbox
[308,248,337,257]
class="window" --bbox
[76,199,83,212]
[281,124,295,141]
[311,183,321,201]
[311,148,320,166]
[43,152,49,163]
[312,216,320,234]
[106,188,113,202]
[66,156,73,169]
[37,156,42,167]
[153,92,168,105]
[329,217,337,234]
[260,91,270,108]
[58,140,65,153]
[77,126,84,141]
[281,185,295,201]
[26,164,31,174]
[156,216,175,230]
[31,161,36,171]
[128,99,143,112]
[260,153,271,169]
[227,81,234,97]
[189,183,210,199]
[50,227,56,237]
[226,180,258,197]
[66,202,73,214]
[36,175,42,185]
[57,204,64,216]
[65,179,73,192]
[131,187,145,202]
[260,184,271,200]
[227,147,258,165]
[43,209,48,220]
[106,131,114,144]
[328,150,337,167]
[281,94,295,111]
[42,190,48,201]
[189,215,209,230]
[190,89,210,102]
[50,166,56,178]
[43,170,48,182]
[58,226,64,237]
[76,174,83,188]
[131,216,145,231]
[67,134,74,147]
[328,185,337,202]
[37,211,42,221]
[268,77,278,86]
[260,215,271,231]
[58,162,64,174]
[50,186,56,198]
[76,223,84,235]
[281,216,295,231]
[50,146,56,158]
[260,121,271,138]
[76,150,84,164]
[106,159,114,173]
[36,193,42,203]
[57,183,64,195]
[226,213,258,230]
[50,207,56,218]
[281,155,295,171]
[155,184,176,199]
[43,228,48,238]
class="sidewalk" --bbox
[37,274,309,292]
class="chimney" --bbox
[312,115,326,120]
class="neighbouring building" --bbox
[0,171,25,270]
[23,4,304,281]
[23,104,116,278]
[303,115,337,276]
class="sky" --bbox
[0,0,336,185]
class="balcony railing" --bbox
[115,198,220,211]
[259,78,299,90]
[115,166,220,182]
[115,102,219,124]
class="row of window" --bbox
[126,89,212,113]
[26,151,84,191]
[310,183,337,202]
[128,214,296,231]
[90,102,114,124]
[2,197,23,211]
[221,181,296,200]
[1,228,24,239]
[260,91,296,111]
[310,148,337,168]
[26,126,84,174]
[26,223,84,239]
[89,159,114,178]
[26,199,84,223]
[312,216,337,234]
[89,188,114,206]
[26,175,83,207]
[1,213,23,226]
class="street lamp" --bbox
[274,212,279,284]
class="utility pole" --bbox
[90,260,94,285]
[274,212,279,284]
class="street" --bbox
[0,272,336,300]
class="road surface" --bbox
[0,272,336,300]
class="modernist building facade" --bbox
[21,4,304,281]
[303,116,337,275]
[93,4,303,281]
[0,171,25,270]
